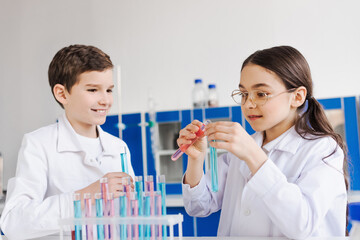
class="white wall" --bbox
[1,0,360,187]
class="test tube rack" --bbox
[58,214,183,240]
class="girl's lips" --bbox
[248,115,262,120]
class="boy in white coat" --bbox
[0,45,135,239]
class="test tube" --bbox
[144,176,154,195]
[107,193,115,240]
[135,176,144,216]
[84,193,93,240]
[119,192,127,240]
[100,178,110,240]
[135,176,144,240]
[95,193,105,240]
[155,191,162,239]
[171,120,211,161]
[157,175,167,239]
[73,193,82,240]
[130,192,139,240]
[210,143,219,192]
[144,192,151,240]
[120,151,129,174]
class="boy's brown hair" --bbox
[48,44,113,108]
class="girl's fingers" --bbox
[207,132,233,142]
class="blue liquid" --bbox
[120,195,127,240]
[157,182,167,239]
[120,153,129,174]
[135,180,144,239]
[144,195,151,240]
[210,145,219,192]
[73,200,82,240]
[96,198,104,240]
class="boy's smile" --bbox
[63,69,114,138]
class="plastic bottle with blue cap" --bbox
[208,83,219,107]
[192,79,207,108]
[349,202,360,238]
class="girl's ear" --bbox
[291,86,307,108]
[53,84,68,105]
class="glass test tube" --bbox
[120,151,129,174]
[157,175,167,239]
[144,192,151,240]
[130,192,139,240]
[84,193,93,240]
[73,193,82,240]
[119,192,127,240]
[171,120,211,161]
[95,193,105,240]
[107,193,115,240]
[135,176,144,240]
[100,178,110,240]
[155,191,162,239]
[210,144,219,192]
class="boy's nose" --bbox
[99,93,112,106]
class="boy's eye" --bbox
[107,89,113,93]
[87,89,97,92]
[239,92,248,99]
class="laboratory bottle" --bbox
[192,79,207,108]
[349,202,360,239]
[208,84,219,107]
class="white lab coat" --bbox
[183,126,347,239]
[0,113,135,239]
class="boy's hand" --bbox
[177,120,207,162]
[76,172,134,205]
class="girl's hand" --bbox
[76,172,134,205]
[176,120,207,162]
[205,121,267,174]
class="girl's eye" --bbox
[107,89,113,93]
[87,89,97,92]
[256,91,268,98]
[239,92,248,98]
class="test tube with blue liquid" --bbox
[73,193,82,240]
[135,176,144,240]
[157,175,167,239]
[120,148,129,174]
[119,192,127,240]
[210,142,219,192]
[95,193,105,240]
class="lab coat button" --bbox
[244,209,251,216]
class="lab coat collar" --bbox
[57,113,119,157]
[253,126,302,155]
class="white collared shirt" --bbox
[0,113,135,239]
[182,126,347,239]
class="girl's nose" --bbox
[243,96,257,109]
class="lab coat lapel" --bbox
[57,113,83,153]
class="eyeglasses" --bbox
[231,88,296,106]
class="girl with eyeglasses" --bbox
[178,46,348,238]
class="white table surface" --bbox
[0,236,350,240]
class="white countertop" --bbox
[0,236,350,240]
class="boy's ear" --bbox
[291,86,307,108]
[53,84,68,105]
